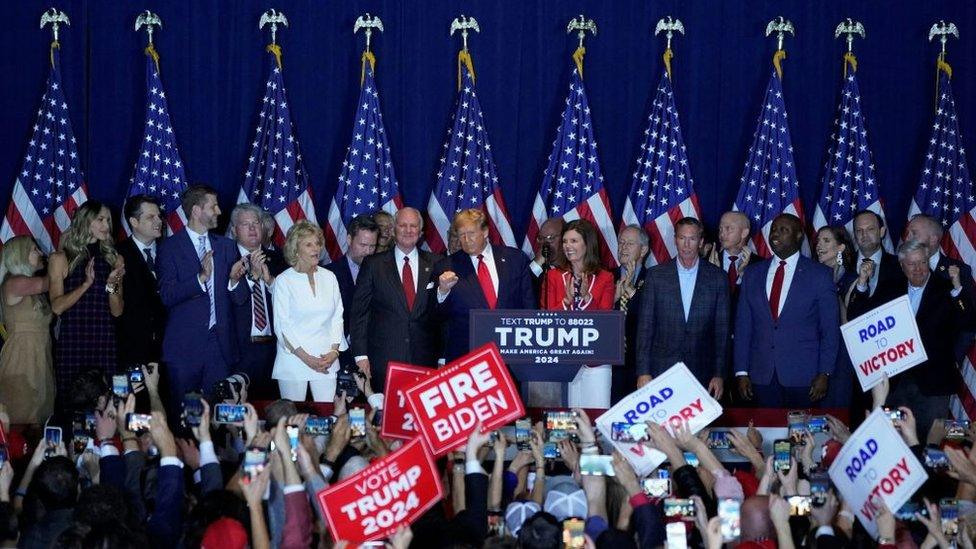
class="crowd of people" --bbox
[0,182,974,547]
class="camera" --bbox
[336,363,361,399]
[212,374,249,404]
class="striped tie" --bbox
[252,281,268,331]
[197,235,216,328]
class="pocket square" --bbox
[425,281,435,290]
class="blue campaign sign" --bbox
[469,310,625,381]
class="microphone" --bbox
[541,245,551,271]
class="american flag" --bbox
[237,49,317,247]
[813,56,892,251]
[425,56,516,253]
[907,61,976,420]
[524,59,618,268]
[621,69,702,266]
[124,47,188,235]
[733,65,807,258]
[324,54,402,261]
[0,45,87,253]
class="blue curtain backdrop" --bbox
[1,1,975,240]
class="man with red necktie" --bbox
[434,209,536,362]
[350,207,442,390]
[734,213,840,408]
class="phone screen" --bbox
[543,441,560,459]
[305,416,334,436]
[242,447,269,483]
[350,408,367,438]
[773,440,791,472]
[286,425,300,461]
[562,518,585,549]
[214,404,246,424]
[126,413,152,433]
[682,451,699,467]
[945,420,970,440]
[788,496,811,516]
[579,455,615,476]
[112,375,130,397]
[665,522,688,549]
[45,426,62,447]
[516,419,531,450]
[808,415,828,433]
[707,431,731,449]
[642,477,671,498]
[925,447,950,471]
[545,411,579,442]
[182,393,203,427]
[664,498,695,520]
[718,499,741,541]
[941,499,959,537]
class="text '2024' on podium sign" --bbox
[469,309,625,381]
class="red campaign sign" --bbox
[404,343,525,456]
[317,438,443,543]
[381,363,433,440]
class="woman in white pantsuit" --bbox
[272,221,346,402]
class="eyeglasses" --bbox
[536,234,558,243]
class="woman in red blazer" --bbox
[541,219,615,407]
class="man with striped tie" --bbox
[230,203,287,399]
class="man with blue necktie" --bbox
[848,239,975,432]
[158,185,249,412]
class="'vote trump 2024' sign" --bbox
[828,408,927,538]
[404,343,524,456]
[317,438,443,543]
[596,362,722,476]
[840,295,927,391]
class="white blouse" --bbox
[271,266,347,381]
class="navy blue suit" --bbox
[434,245,536,362]
[231,247,286,398]
[734,255,840,407]
[158,229,248,407]
[326,255,358,371]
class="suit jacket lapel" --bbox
[778,258,802,320]
[665,262,686,324]
[382,251,409,312]
[414,252,435,314]
[182,230,202,271]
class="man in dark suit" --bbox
[852,209,905,298]
[636,218,730,398]
[735,214,840,408]
[433,209,535,362]
[529,217,565,300]
[848,239,975,433]
[350,207,442,389]
[907,213,976,362]
[612,224,650,402]
[158,185,249,411]
[326,215,378,373]
[229,203,287,399]
[115,194,167,366]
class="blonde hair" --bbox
[0,236,49,323]
[283,220,324,266]
[451,208,488,232]
[60,201,118,275]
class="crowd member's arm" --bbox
[871,498,899,549]
[946,445,976,498]
[142,363,165,415]
[94,400,125,489]
[321,415,351,483]
[756,456,776,496]
[239,466,272,549]
[488,429,506,510]
[675,424,723,478]
[389,525,413,549]
[612,452,665,547]
[147,413,184,548]
[14,438,50,512]
[870,373,890,411]
[506,449,533,500]
[797,432,817,476]
[703,517,723,549]
[644,422,686,469]
[192,399,223,496]
[460,424,491,544]
[768,495,797,549]
[728,429,765,477]
[917,497,952,549]
[296,443,327,525]
[450,451,466,513]
[776,458,799,496]
[826,415,852,444]
[528,431,546,505]
[272,416,312,549]
[893,406,920,448]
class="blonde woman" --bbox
[272,221,345,402]
[0,236,53,424]
[48,201,125,406]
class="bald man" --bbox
[708,211,753,296]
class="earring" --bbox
[836,250,843,265]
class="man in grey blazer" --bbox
[635,217,731,398]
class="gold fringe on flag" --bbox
[457,49,475,90]
[266,43,283,69]
[663,47,674,78]
[573,46,586,78]
[361,50,376,87]
[146,43,160,73]
[772,49,786,80]
[49,40,59,68]
[843,51,857,78]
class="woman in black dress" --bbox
[48,200,125,410]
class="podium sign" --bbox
[469,309,625,381]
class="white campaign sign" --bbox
[827,408,928,538]
[841,295,927,391]
[596,363,722,476]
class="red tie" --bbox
[402,256,416,310]
[769,260,786,321]
[728,255,738,292]
[477,254,497,309]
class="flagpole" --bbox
[259,9,289,69]
[567,15,596,79]
[135,10,163,72]
[929,20,959,103]
[450,15,479,90]
[354,13,383,87]
[834,18,864,77]
[40,8,70,68]
[654,17,684,78]
[765,16,794,80]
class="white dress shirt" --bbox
[676,258,699,321]
[393,246,420,293]
[271,267,347,381]
[132,236,157,269]
[765,251,800,317]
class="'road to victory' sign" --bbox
[840,295,927,391]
